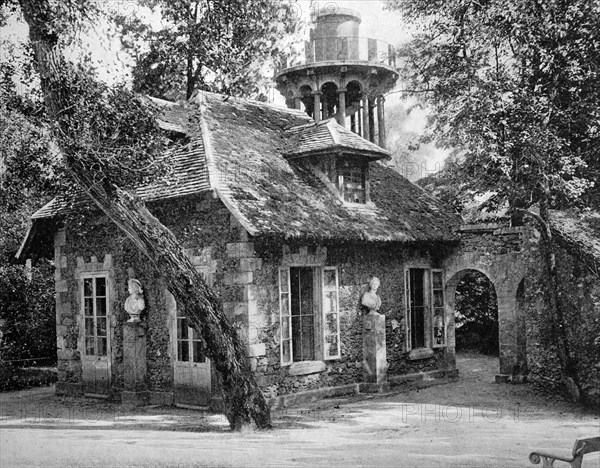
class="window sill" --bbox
[342,201,376,210]
[407,348,435,361]
[288,360,326,376]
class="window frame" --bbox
[80,273,110,358]
[279,265,341,365]
[322,266,341,360]
[279,267,293,366]
[431,269,446,348]
[336,156,369,204]
[176,269,209,364]
[404,266,446,351]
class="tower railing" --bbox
[277,37,396,72]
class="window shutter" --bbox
[405,269,412,350]
[279,268,292,365]
[431,269,446,347]
[322,267,341,360]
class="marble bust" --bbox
[125,279,145,323]
[361,277,382,315]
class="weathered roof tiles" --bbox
[28,91,461,244]
[284,118,390,160]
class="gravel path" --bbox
[1,353,599,467]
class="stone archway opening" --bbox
[454,270,499,355]
[447,269,501,378]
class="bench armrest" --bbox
[529,451,577,467]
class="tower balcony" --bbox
[276,36,396,74]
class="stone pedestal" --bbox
[122,322,148,406]
[362,313,389,392]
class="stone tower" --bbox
[275,7,398,148]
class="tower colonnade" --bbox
[275,7,398,149]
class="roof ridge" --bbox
[196,90,309,119]
[326,119,342,145]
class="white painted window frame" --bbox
[279,265,341,365]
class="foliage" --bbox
[386,0,600,214]
[0,39,60,260]
[0,363,57,392]
[388,0,600,399]
[0,263,56,366]
[454,271,499,355]
[115,0,303,99]
[55,71,172,191]
[0,32,57,388]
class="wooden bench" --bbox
[529,437,600,467]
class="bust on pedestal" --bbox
[125,279,145,323]
[361,277,382,315]
[122,278,148,406]
[361,277,389,392]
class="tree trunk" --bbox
[19,0,271,430]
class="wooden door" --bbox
[81,275,111,396]
[168,291,211,407]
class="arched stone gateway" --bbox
[444,225,530,380]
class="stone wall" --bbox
[235,240,453,398]
[54,192,458,401]
[524,235,600,406]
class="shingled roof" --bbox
[26,92,460,246]
[284,118,390,160]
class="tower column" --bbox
[361,94,369,140]
[357,103,362,135]
[294,97,302,110]
[377,95,386,148]
[313,91,322,123]
[368,97,375,143]
[337,88,347,127]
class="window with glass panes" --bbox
[405,267,446,350]
[83,276,108,357]
[176,271,207,363]
[176,307,206,363]
[279,266,340,365]
[338,160,366,204]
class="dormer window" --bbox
[284,118,389,207]
[338,158,366,204]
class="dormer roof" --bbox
[284,118,390,160]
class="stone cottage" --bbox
[19,91,461,409]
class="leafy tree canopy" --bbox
[386,0,600,215]
[0,35,59,260]
[0,5,170,259]
[115,0,303,100]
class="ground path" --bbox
[1,353,599,467]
